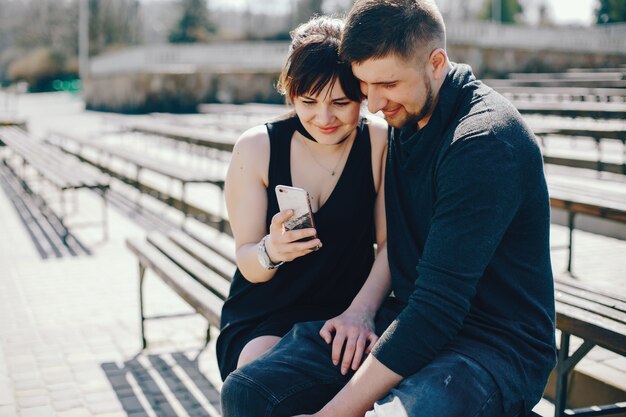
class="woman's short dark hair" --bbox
[341,0,446,64]
[277,16,364,103]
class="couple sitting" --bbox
[217,1,556,416]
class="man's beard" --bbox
[393,77,436,129]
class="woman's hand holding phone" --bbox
[264,209,322,263]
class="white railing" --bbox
[446,21,626,53]
[90,22,626,76]
[90,42,290,75]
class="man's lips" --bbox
[383,107,401,118]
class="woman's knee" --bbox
[237,335,281,369]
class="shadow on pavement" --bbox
[102,352,221,417]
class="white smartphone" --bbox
[275,185,316,241]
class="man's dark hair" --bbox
[341,0,446,64]
[277,16,364,103]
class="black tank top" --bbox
[217,115,376,373]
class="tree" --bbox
[596,0,626,24]
[292,0,324,27]
[480,0,523,24]
[169,0,216,43]
[89,0,142,55]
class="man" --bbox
[221,1,556,416]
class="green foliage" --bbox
[169,0,216,43]
[480,0,523,24]
[596,0,626,23]
[7,48,71,92]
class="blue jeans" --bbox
[221,320,509,417]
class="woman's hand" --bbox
[319,308,378,375]
[265,210,322,263]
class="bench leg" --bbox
[555,332,570,417]
[181,181,188,219]
[554,332,595,417]
[101,189,109,242]
[205,323,211,347]
[567,212,575,274]
[139,263,147,349]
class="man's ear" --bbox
[428,48,448,81]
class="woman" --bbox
[216,16,390,381]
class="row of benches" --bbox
[46,130,228,231]
[0,126,110,241]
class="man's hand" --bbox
[320,308,378,375]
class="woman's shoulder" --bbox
[233,124,270,155]
[364,115,388,153]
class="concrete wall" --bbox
[84,70,283,113]
[448,45,626,78]
[84,23,626,113]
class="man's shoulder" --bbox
[451,82,536,150]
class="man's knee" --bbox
[221,371,272,417]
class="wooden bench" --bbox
[548,182,626,273]
[126,227,236,348]
[120,120,237,152]
[47,130,227,229]
[126,228,626,417]
[528,122,626,175]
[0,126,110,240]
[514,101,626,121]
[553,275,626,417]
[484,78,626,89]
[494,86,626,103]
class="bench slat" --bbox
[167,230,236,281]
[126,237,223,327]
[184,228,237,265]
[147,233,231,300]
[556,291,626,324]
[555,282,626,314]
[556,276,626,304]
[556,301,626,356]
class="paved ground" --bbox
[0,92,624,417]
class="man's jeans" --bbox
[221,320,506,417]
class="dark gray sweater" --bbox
[372,64,556,414]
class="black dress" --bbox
[216,115,377,381]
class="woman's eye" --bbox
[302,101,315,105]
[334,102,350,106]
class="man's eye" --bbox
[384,83,396,89]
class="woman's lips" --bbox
[317,126,339,134]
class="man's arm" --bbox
[297,355,403,417]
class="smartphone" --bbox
[275,185,316,241]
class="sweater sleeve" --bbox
[372,135,522,377]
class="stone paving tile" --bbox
[0,405,17,417]
[18,405,55,417]
[56,408,92,417]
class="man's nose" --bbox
[366,86,386,114]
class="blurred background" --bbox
[0,1,625,417]
[0,0,625,111]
